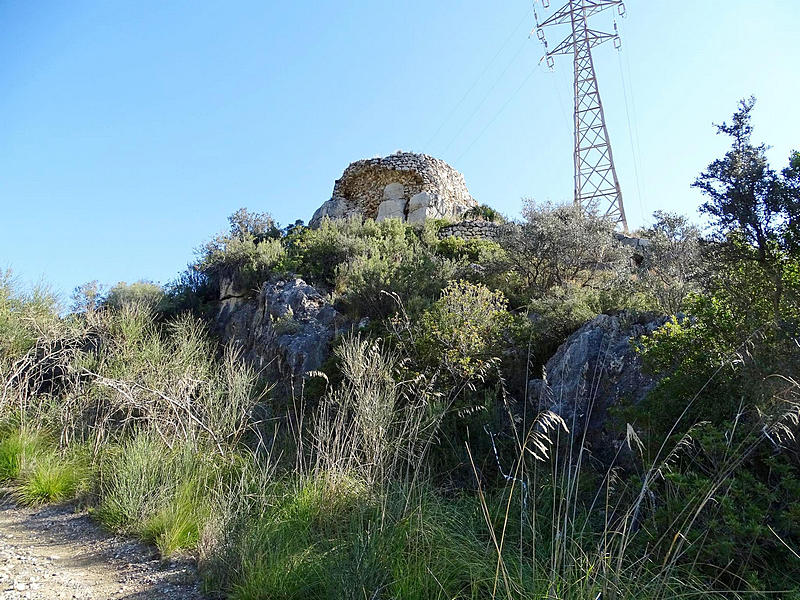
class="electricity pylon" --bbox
[535,0,628,231]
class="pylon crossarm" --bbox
[547,30,614,57]
[539,0,619,27]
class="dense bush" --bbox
[417,280,509,381]
[636,211,704,314]
[624,100,800,592]
[0,271,61,360]
[197,208,285,295]
[500,200,632,302]
[103,280,165,311]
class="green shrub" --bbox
[103,280,165,311]
[197,208,285,295]
[286,217,455,319]
[435,236,505,263]
[463,203,506,224]
[417,280,509,380]
[630,280,800,590]
[636,211,704,314]
[159,267,219,321]
[500,200,632,301]
[0,272,61,361]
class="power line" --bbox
[617,38,645,225]
[617,15,648,225]
[422,10,531,151]
[440,39,529,155]
[455,66,538,163]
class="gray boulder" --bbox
[216,277,348,383]
[376,197,407,222]
[532,312,667,443]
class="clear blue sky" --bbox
[2,0,798,300]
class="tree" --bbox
[637,211,703,314]
[501,200,631,300]
[226,208,280,240]
[70,280,104,314]
[693,98,800,319]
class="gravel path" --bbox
[0,492,206,599]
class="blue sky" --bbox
[1,0,798,299]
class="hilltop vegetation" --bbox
[1,100,799,598]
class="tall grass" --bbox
[0,273,796,598]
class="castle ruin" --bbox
[309,152,477,227]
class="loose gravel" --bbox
[0,491,206,599]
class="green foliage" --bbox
[200,235,286,295]
[636,211,704,314]
[694,98,800,321]
[70,280,104,314]
[213,475,507,600]
[463,203,506,224]
[96,433,217,556]
[435,235,505,264]
[632,269,800,590]
[287,217,456,319]
[0,272,61,361]
[500,200,632,302]
[0,427,91,505]
[198,208,285,295]
[15,445,91,506]
[694,97,799,257]
[418,281,509,380]
[0,428,43,481]
[159,266,219,321]
[103,280,165,311]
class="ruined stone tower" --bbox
[309,152,477,227]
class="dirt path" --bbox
[0,492,206,600]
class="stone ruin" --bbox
[309,152,478,227]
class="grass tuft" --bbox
[15,449,90,505]
[0,428,43,481]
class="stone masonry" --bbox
[437,220,507,241]
[309,152,477,227]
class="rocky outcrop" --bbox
[310,152,477,227]
[216,277,347,382]
[530,312,668,445]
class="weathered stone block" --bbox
[376,197,407,222]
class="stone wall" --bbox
[310,152,477,226]
[437,220,508,241]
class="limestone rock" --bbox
[407,191,433,223]
[309,152,477,227]
[383,182,405,200]
[376,197,407,222]
[312,197,350,223]
[532,312,668,444]
[216,276,348,383]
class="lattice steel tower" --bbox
[535,0,628,230]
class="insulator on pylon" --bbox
[618,2,626,16]
[546,55,555,69]
[614,36,621,50]
[542,0,550,7]
[537,28,546,41]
